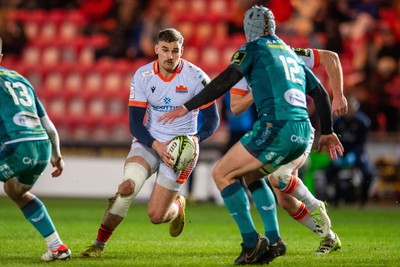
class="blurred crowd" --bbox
[1,0,399,134]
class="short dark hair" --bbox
[158,28,184,44]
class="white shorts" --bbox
[127,138,199,191]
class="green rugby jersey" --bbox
[230,35,320,122]
[0,67,48,143]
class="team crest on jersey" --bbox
[176,85,188,93]
[231,52,246,65]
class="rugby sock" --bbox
[45,231,63,251]
[290,202,317,233]
[221,181,258,247]
[280,176,319,212]
[95,224,114,248]
[248,179,280,244]
[21,197,56,238]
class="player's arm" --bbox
[158,66,244,124]
[306,68,344,160]
[231,91,254,115]
[37,98,64,177]
[196,102,220,142]
[317,49,347,116]
[129,106,173,164]
[129,106,155,148]
[294,47,347,116]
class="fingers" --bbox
[51,169,62,177]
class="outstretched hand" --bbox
[158,106,189,124]
[317,133,344,160]
[51,157,64,177]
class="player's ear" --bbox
[154,44,159,55]
[180,46,184,56]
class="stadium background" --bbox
[0,0,399,203]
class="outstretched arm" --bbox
[318,49,347,116]
[308,83,344,160]
[159,66,244,124]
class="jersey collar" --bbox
[153,59,184,82]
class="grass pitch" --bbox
[0,197,399,266]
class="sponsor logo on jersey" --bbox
[284,89,307,108]
[13,111,41,128]
[231,52,246,65]
[0,163,14,179]
[176,85,188,93]
[141,70,154,77]
[151,86,156,93]
[291,134,308,145]
[151,105,180,112]
[22,157,48,166]
[266,39,287,50]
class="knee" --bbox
[4,180,25,200]
[147,208,164,224]
[118,180,135,196]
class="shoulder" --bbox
[134,61,156,80]
[182,60,211,83]
[0,67,33,87]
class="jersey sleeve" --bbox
[304,66,321,93]
[35,97,46,118]
[293,48,320,69]
[231,77,249,96]
[128,71,147,108]
[229,44,253,75]
[194,67,215,110]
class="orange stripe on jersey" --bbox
[199,100,216,110]
[231,88,247,96]
[129,100,147,108]
[281,176,298,194]
[312,49,320,68]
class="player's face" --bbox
[155,41,183,73]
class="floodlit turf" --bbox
[0,197,399,266]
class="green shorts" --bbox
[0,139,51,186]
[240,120,311,171]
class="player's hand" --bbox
[332,96,348,116]
[158,105,189,124]
[51,157,64,177]
[152,140,175,168]
[190,135,199,159]
[317,133,344,160]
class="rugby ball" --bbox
[166,134,196,171]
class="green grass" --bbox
[0,197,399,266]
